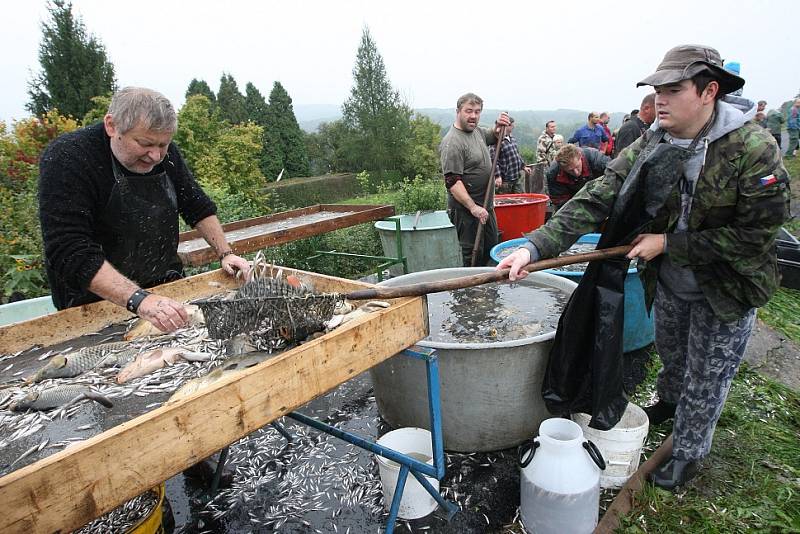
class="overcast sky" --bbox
[2,0,799,125]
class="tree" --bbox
[27,0,116,118]
[265,82,310,178]
[174,95,223,170]
[81,94,111,126]
[342,27,412,172]
[405,114,442,179]
[185,79,216,104]
[216,73,247,125]
[244,83,269,126]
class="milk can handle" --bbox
[518,439,540,468]
[583,440,606,470]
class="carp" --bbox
[124,304,205,340]
[10,385,113,412]
[116,347,211,384]
[167,351,274,404]
[26,342,138,384]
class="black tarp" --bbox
[542,132,700,430]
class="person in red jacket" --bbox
[598,112,614,156]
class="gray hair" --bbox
[107,87,177,134]
[456,92,483,110]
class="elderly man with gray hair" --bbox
[39,87,250,332]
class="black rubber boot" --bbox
[647,456,698,490]
[644,400,677,425]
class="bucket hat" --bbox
[637,44,744,94]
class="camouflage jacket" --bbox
[526,122,791,321]
[536,132,558,165]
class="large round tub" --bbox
[370,268,578,452]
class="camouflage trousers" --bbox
[653,283,756,461]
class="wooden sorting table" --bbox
[178,204,396,266]
[0,268,427,534]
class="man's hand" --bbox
[221,253,251,277]
[136,295,189,332]
[495,112,511,135]
[496,248,531,281]
[494,176,503,187]
[627,234,666,261]
[469,205,489,224]
[523,165,533,176]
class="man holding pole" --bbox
[440,92,510,266]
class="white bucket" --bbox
[572,403,649,488]
[376,427,439,519]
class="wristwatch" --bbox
[219,250,234,261]
[126,288,151,314]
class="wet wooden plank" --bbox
[0,270,428,533]
[178,204,396,266]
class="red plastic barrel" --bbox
[494,194,549,239]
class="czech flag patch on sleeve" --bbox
[759,174,778,187]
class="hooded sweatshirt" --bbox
[656,95,757,300]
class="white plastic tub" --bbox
[375,427,439,519]
[572,402,649,488]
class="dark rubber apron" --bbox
[63,156,184,308]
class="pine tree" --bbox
[185,79,216,104]
[216,73,247,124]
[241,83,281,179]
[342,26,412,172]
[27,0,116,118]
[244,83,269,126]
[265,82,310,178]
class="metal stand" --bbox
[208,347,457,533]
[305,217,408,281]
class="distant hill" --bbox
[296,106,625,148]
[294,104,342,132]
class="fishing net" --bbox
[195,278,342,347]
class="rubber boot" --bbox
[647,456,698,490]
[644,399,677,425]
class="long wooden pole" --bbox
[348,244,633,300]
[469,124,507,267]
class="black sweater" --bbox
[38,123,216,307]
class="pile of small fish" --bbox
[73,487,160,534]
[0,262,394,531]
[201,421,386,531]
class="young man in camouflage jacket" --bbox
[498,45,790,490]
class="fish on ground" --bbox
[167,351,274,404]
[10,385,113,412]
[26,342,139,383]
[117,347,211,384]
[124,304,205,340]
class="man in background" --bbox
[568,112,609,149]
[489,117,531,194]
[766,107,785,150]
[615,93,656,155]
[440,93,510,266]
[598,112,614,156]
[787,98,800,158]
[545,144,610,211]
[537,120,559,166]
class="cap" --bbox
[637,44,744,94]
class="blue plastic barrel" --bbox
[490,234,654,352]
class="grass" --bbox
[760,288,800,344]
[620,357,800,533]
